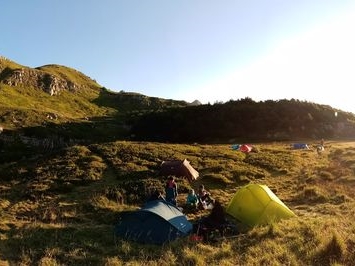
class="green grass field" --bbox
[1,140,355,265]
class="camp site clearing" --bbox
[1,140,355,265]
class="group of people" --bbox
[148,176,213,210]
[186,184,213,210]
[148,177,233,242]
[165,176,213,210]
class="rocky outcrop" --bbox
[1,67,78,95]
[0,56,80,95]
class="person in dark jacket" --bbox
[204,200,226,228]
[165,176,178,206]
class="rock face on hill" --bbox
[0,56,85,95]
[1,67,78,96]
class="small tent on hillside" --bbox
[292,143,309,150]
[231,144,253,153]
[226,184,295,227]
[231,144,240,150]
[240,144,253,153]
[115,200,193,245]
[160,159,199,182]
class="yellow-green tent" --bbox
[226,184,295,227]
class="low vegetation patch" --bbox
[0,141,355,265]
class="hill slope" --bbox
[1,55,355,152]
[0,56,188,130]
[0,56,113,127]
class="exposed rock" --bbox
[0,56,81,95]
[0,67,79,95]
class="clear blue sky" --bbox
[1,0,355,113]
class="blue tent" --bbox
[231,144,240,150]
[115,200,193,245]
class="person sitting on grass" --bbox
[198,184,213,209]
[186,189,199,209]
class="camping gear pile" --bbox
[191,200,239,243]
[114,183,296,245]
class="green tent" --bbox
[226,184,295,227]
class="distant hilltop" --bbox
[189,100,202,106]
[1,55,355,145]
[0,56,100,96]
[0,55,200,106]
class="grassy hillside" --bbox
[0,84,112,121]
[36,64,100,90]
[1,140,355,265]
[1,57,355,264]
[0,57,191,150]
[0,58,116,130]
[2,56,355,146]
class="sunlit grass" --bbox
[0,141,355,264]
